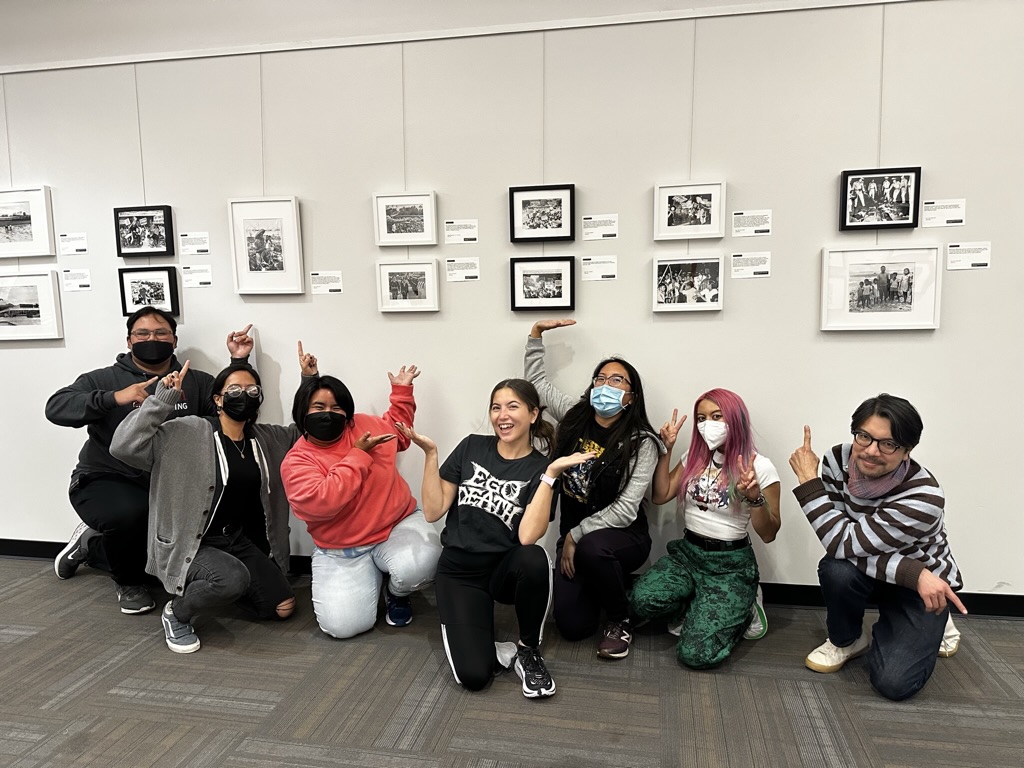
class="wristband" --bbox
[540,473,556,488]
[743,492,766,507]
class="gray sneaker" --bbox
[55,522,97,580]
[116,584,156,615]
[161,601,201,654]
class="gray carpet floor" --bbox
[1,556,1021,768]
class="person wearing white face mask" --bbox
[631,389,781,669]
[524,319,665,661]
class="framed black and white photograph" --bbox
[820,245,940,331]
[113,205,174,257]
[376,259,440,312]
[653,182,726,240]
[653,255,723,312]
[0,271,63,341]
[228,196,304,294]
[374,192,437,246]
[510,256,575,311]
[839,166,921,230]
[509,184,575,243]
[118,266,179,317]
[0,186,56,259]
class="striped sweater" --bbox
[794,443,961,591]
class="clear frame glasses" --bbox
[222,384,262,399]
[130,329,173,340]
[593,374,631,389]
[852,430,902,455]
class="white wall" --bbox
[1,0,1020,595]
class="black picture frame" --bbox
[114,205,175,257]
[118,266,180,317]
[509,256,575,311]
[839,167,921,231]
[509,184,575,243]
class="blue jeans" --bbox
[818,556,946,701]
[311,511,441,639]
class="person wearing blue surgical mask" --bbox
[524,319,664,661]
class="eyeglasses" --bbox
[130,329,173,340]
[593,374,631,389]
[852,430,902,455]
[222,384,262,398]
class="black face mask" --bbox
[304,412,347,443]
[220,393,263,423]
[132,340,175,365]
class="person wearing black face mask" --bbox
[110,347,319,654]
[45,307,255,617]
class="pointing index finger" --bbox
[297,340,305,358]
[179,360,191,381]
[803,425,812,449]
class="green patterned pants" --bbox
[630,537,758,669]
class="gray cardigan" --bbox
[110,384,301,596]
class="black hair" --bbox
[210,363,263,423]
[850,393,923,449]
[553,356,656,484]
[490,378,555,458]
[291,375,356,431]
[126,306,177,335]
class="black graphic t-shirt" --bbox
[560,421,611,504]
[439,434,553,554]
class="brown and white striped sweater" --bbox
[793,443,961,591]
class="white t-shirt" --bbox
[680,451,780,542]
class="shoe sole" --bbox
[938,642,959,658]
[597,648,629,659]
[805,644,868,673]
[54,522,90,579]
[384,615,412,627]
[514,660,556,698]
[120,602,157,615]
[165,637,201,654]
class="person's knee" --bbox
[555,611,597,641]
[870,666,925,701]
[316,606,376,639]
[275,596,296,620]
[676,639,727,670]
[455,661,494,692]
[817,556,859,589]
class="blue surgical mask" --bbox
[590,385,626,418]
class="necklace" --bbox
[222,432,246,459]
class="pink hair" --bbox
[677,388,758,500]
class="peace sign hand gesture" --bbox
[789,425,820,484]
[659,409,687,452]
[735,453,761,501]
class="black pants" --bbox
[435,545,551,692]
[554,526,651,640]
[173,527,293,623]
[69,474,149,586]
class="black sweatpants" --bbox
[435,545,551,691]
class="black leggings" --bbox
[435,545,551,692]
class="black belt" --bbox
[684,529,750,552]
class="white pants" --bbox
[310,511,441,639]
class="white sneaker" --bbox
[938,614,961,658]
[805,632,870,673]
[743,585,768,640]
[667,621,682,637]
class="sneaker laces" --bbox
[604,621,631,642]
[119,584,149,601]
[517,647,550,685]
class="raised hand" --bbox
[394,421,436,453]
[114,375,160,406]
[388,365,420,387]
[789,425,820,484]
[353,430,397,452]
[659,409,687,452]
[297,341,318,376]
[161,359,190,392]
[227,324,254,358]
[735,453,761,501]
[530,318,576,338]
[547,451,596,479]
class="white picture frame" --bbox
[653,255,723,312]
[0,186,56,258]
[376,259,440,312]
[228,196,304,294]
[374,192,438,246]
[820,245,941,331]
[0,270,64,340]
[653,182,726,240]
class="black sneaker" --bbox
[597,620,632,659]
[161,601,201,654]
[384,587,413,627]
[54,522,97,580]
[117,584,156,615]
[514,645,556,698]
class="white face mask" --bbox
[697,420,728,451]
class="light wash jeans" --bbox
[311,510,441,639]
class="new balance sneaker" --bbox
[384,586,413,627]
[514,645,556,698]
[743,585,768,640]
[939,614,961,658]
[597,620,632,659]
[161,601,201,654]
[805,632,870,673]
[116,584,156,615]
[54,522,97,580]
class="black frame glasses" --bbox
[852,430,902,455]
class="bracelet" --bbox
[540,473,556,488]
[743,492,766,507]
